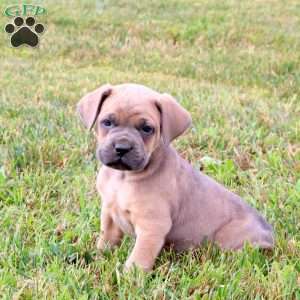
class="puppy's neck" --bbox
[115,141,172,181]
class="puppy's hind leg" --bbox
[214,217,274,250]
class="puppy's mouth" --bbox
[97,145,148,172]
[106,159,133,171]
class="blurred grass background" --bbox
[0,0,299,299]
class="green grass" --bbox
[1,0,299,298]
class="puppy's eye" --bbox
[140,125,154,135]
[101,119,114,128]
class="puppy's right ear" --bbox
[77,84,112,130]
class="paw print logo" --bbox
[4,16,45,47]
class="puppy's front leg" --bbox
[97,205,123,251]
[125,222,171,272]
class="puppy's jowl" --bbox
[77,83,274,271]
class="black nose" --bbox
[114,143,132,157]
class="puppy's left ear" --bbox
[156,93,192,144]
[77,84,112,130]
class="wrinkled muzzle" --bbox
[97,129,149,171]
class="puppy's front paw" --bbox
[96,236,112,252]
[124,258,152,272]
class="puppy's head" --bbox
[77,83,191,171]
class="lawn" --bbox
[0,0,299,299]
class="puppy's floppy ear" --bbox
[156,93,192,144]
[77,84,112,130]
